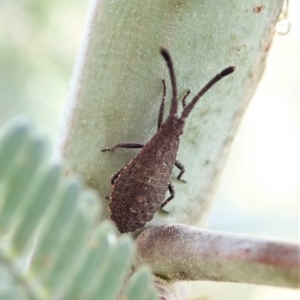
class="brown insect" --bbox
[102,48,235,233]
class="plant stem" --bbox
[136,224,300,289]
[57,0,284,226]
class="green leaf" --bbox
[124,267,159,300]
[0,117,158,300]
[90,235,134,300]
[0,118,34,180]
[63,221,117,300]
[0,134,47,234]
[32,179,81,273]
[12,164,62,251]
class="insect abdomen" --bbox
[109,174,167,233]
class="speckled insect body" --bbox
[102,48,234,233]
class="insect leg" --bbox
[175,160,186,183]
[104,165,126,199]
[160,182,175,210]
[181,90,191,109]
[101,143,144,152]
[110,166,125,185]
[157,79,166,130]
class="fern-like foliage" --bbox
[0,118,158,300]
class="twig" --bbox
[136,224,300,288]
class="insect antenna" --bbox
[157,79,166,130]
[160,47,178,115]
[180,66,235,120]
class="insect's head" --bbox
[161,114,185,136]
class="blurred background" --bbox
[0,0,299,299]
